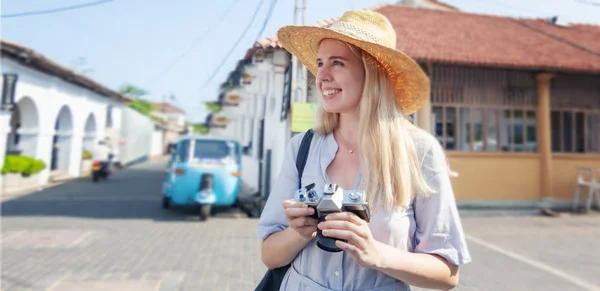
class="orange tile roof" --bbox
[250,4,600,73]
[153,102,185,114]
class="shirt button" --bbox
[335,270,340,276]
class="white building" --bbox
[150,102,186,128]
[0,39,157,192]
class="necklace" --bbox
[336,131,356,154]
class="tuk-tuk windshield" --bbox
[177,139,238,162]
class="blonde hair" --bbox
[313,41,437,211]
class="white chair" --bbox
[572,167,600,212]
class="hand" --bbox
[318,212,383,269]
[282,200,318,240]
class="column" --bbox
[0,111,12,189]
[36,129,55,186]
[417,62,433,132]
[68,131,84,177]
[536,73,554,201]
[417,98,432,132]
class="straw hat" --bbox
[277,9,430,115]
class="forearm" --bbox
[374,241,459,290]
[261,227,312,269]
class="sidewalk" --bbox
[0,180,65,202]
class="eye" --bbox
[317,61,323,68]
[333,60,344,66]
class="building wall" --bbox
[119,106,155,166]
[447,153,541,201]
[429,64,600,206]
[1,57,125,189]
[551,154,600,200]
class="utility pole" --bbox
[291,0,308,104]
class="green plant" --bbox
[204,101,222,113]
[192,123,210,134]
[1,155,46,177]
[127,99,155,116]
[82,150,92,160]
[119,84,149,99]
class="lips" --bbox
[322,89,342,99]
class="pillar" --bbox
[536,72,554,203]
[417,62,433,132]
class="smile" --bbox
[323,89,342,98]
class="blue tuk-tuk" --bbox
[162,135,242,220]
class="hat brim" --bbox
[277,25,430,115]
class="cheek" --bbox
[344,74,364,98]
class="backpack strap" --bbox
[295,129,314,189]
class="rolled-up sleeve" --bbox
[256,134,303,240]
[412,143,472,266]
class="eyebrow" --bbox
[316,56,350,62]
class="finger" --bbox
[322,229,367,250]
[318,220,362,236]
[282,200,307,209]
[326,212,366,226]
[335,240,360,256]
[285,207,315,218]
[292,217,317,228]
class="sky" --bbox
[2,0,600,123]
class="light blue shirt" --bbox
[257,129,472,291]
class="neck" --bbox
[337,111,360,146]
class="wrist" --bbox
[373,240,389,271]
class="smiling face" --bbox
[316,39,365,114]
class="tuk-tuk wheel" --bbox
[162,197,170,209]
[199,204,211,221]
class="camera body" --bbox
[293,183,371,252]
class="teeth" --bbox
[323,89,341,96]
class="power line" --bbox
[147,0,242,86]
[197,0,266,94]
[576,0,600,6]
[255,0,278,41]
[1,0,113,19]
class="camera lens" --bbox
[307,190,317,200]
[298,193,305,202]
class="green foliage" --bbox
[192,123,210,134]
[2,155,46,177]
[82,150,92,160]
[119,84,149,98]
[127,99,155,116]
[205,101,222,113]
[220,83,239,92]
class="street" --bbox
[1,159,599,291]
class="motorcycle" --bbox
[91,154,113,182]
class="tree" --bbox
[118,84,148,99]
[126,99,155,116]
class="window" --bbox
[549,73,600,154]
[430,66,539,153]
[433,106,537,152]
[551,110,599,153]
[193,139,238,161]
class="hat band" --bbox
[329,21,389,47]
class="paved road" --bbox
[1,159,599,291]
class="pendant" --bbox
[348,150,354,154]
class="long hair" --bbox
[313,41,438,211]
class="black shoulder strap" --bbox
[295,129,314,189]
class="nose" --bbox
[317,68,332,84]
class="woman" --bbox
[257,9,471,291]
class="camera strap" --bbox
[295,129,314,189]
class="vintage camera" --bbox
[294,183,371,252]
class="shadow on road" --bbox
[1,161,256,222]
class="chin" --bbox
[322,104,341,113]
